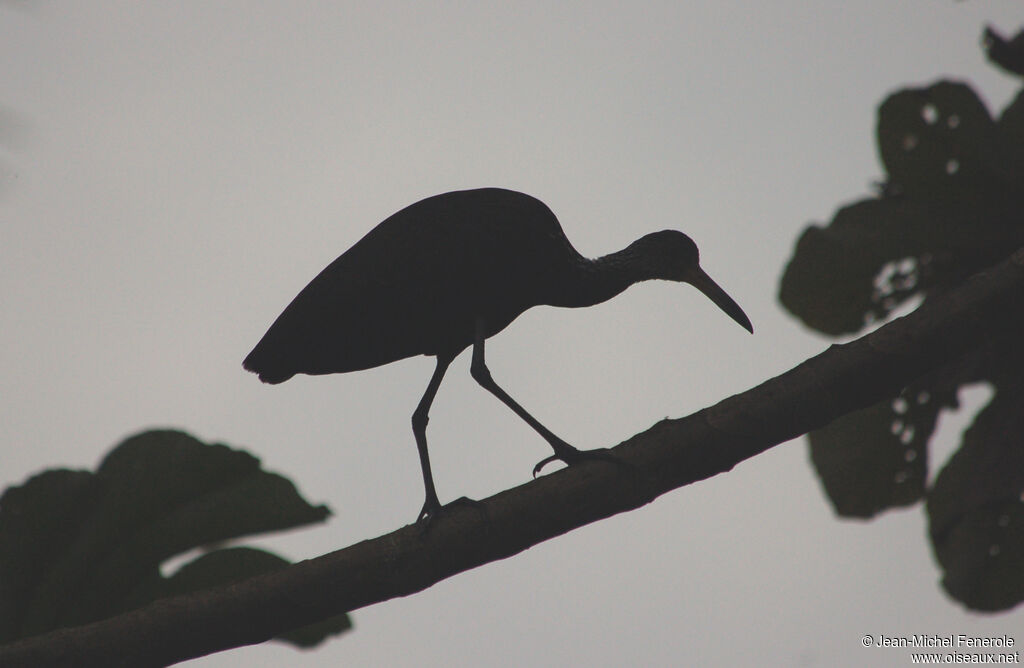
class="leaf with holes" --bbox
[877,81,1001,192]
[780,42,1024,612]
[780,198,937,335]
[0,429,334,643]
[928,388,1024,612]
[809,383,954,518]
[781,82,1024,336]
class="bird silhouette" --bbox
[243,187,753,523]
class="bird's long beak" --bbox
[686,266,753,333]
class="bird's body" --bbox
[244,187,752,523]
[245,189,586,381]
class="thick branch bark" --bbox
[4,248,1023,668]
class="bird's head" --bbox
[630,230,753,333]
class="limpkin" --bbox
[244,188,753,523]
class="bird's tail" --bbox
[242,349,294,384]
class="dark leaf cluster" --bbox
[0,429,348,647]
[779,28,1024,612]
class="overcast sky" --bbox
[3,3,1023,667]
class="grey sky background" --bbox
[3,3,1023,667]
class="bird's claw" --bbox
[532,446,624,477]
[417,499,441,526]
[532,453,562,477]
[416,495,485,531]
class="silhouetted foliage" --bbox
[984,25,1024,78]
[0,429,349,646]
[779,28,1024,612]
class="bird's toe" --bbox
[416,495,486,531]
[417,499,443,526]
[532,446,625,477]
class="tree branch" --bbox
[4,248,1024,668]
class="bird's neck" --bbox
[554,248,649,308]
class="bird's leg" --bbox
[412,354,454,524]
[469,318,622,477]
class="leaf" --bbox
[877,81,1001,192]
[778,61,1024,615]
[780,198,931,335]
[928,386,1024,612]
[997,89,1024,176]
[810,382,955,518]
[0,469,100,642]
[0,429,331,642]
[126,547,351,647]
[780,80,1024,336]
[983,26,1024,78]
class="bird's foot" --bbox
[532,444,625,477]
[416,495,486,531]
[417,497,442,526]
